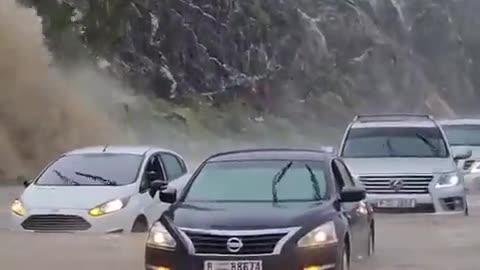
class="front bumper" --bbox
[10,207,134,233]
[366,183,466,214]
[145,244,339,270]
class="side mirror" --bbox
[148,179,168,198]
[340,187,366,203]
[159,187,177,204]
[23,179,33,188]
[453,149,472,161]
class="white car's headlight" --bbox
[297,221,338,248]
[11,199,26,216]
[146,222,176,249]
[89,198,129,217]
[435,173,460,188]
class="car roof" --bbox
[351,120,437,128]
[207,148,335,162]
[350,113,438,128]
[438,118,480,126]
[64,145,179,156]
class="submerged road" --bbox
[1,187,480,270]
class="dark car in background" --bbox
[144,148,374,270]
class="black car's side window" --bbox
[331,160,346,193]
[160,153,185,181]
[335,160,356,187]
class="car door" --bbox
[159,152,188,191]
[333,159,365,258]
[139,153,168,227]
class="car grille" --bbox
[21,214,91,231]
[181,229,290,255]
[463,160,475,171]
[359,175,433,194]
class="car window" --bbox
[442,124,480,146]
[161,153,185,180]
[342,127,449,158]
[35,153,143,186]
[183,160,330,202]
[334,160,355,187]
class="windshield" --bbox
[342,127,449,158]
[35,153,144,186]
[442,125,480,146]
[183,160,330,202]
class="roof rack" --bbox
[206,147,335,161]
[353,113,434,123]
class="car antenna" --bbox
[102,145,109,152]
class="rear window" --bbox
[183,160,330,203]
[341,127,449,158]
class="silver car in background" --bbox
[339,114,471,215]
[440,118,480,192]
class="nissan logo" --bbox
[226,237,243,253]
[390,179,404,192]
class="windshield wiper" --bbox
[53,170,80,186]
[272,161,293,203]
[415,133,439,155]
[74,171,118,186]
[304,164,322,200]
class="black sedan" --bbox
[145,148,375,270]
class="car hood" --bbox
[20,185,136,210]
[166,201,334,230]
[343,157,456,175]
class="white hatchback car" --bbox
[10,145,191,233]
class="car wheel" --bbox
[341,247,349,270]
[131,216,148,233]
[465,204,469,216]
[337,244,349,270]
[367,229,375,256]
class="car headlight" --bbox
[146,222,176,250]
[11,199,26,217]
[435,173,460,188]
[297,221,338,248]
[88,198,129,217]
[470,161,480,173]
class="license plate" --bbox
[204,260,262,270]
[376,199,416,208]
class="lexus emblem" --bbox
[226,237,243,253]
[390,179,404,192]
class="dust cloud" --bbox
[0,0,121,181]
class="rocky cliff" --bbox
[17,0,480,144]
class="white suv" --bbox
[339,114,471,215]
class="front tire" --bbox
[367,229,375,256]
[337,244,349,270]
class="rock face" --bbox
[21,0,480,121]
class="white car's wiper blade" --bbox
[53,170,80,186]
[74,171,118,186]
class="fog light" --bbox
[304,266,321,270]
[156,267,170,270]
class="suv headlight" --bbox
[435,172,460,188]
[146,222,176,249]
[297,221,338,248]
[470,161,480,173]
[89,197,129,217]
[11,199,26,216]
